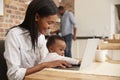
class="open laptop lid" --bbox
[79,39,99,70]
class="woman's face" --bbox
[37,14,57,35]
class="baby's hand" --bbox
[77,60,81,66]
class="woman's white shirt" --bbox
[4,27,48,80]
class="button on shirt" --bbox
[4,27,48,80]
[60,11,76,36]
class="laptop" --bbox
[58,39,99,71]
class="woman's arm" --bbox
[4,29,27,80]
[25,60,72,76]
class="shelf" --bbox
[98,43,120,50]
[104,39,120,43]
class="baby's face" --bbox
[50,40,66,56]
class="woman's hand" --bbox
[42,60,72,68]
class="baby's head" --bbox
[46,35,66,56]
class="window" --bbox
[0,0,4,16]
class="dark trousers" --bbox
[62,34,72,57]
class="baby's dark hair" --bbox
[58,6,64,10]
[46,35,65,48]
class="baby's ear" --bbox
[49,47,54,52]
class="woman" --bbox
[4,0,71,80]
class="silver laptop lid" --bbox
[79,39,99,70]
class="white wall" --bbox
[112,0,120,4]
[72,0,120,59]
[75,0,111,37]
[72,40,87,59]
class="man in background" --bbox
[58,6,77,57]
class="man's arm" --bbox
[69,12,77,41]
[73,27,77,41]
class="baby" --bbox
[40,35,80,65]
